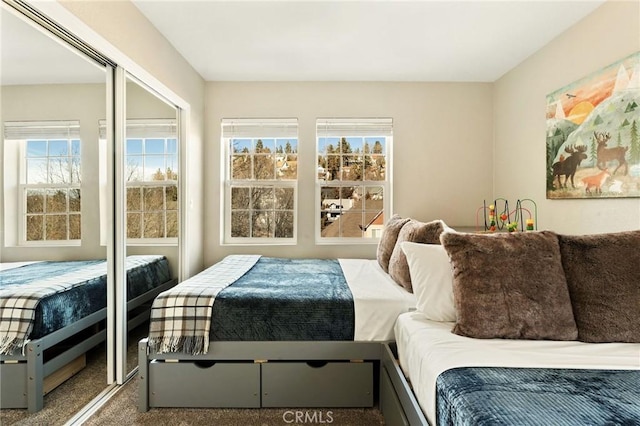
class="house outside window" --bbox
[222,118,298,244]
[316,118,392,243]
[5,121,82,244]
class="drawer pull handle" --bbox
[194,360,216,368]
[306,361,328,368]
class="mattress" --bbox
[394,311,640,425]
[0,255,171,339]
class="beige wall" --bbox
[494,0,640,234]
[205,82,494,264]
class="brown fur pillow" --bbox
[441,231,578,340]
[388,219,445,292]
[558,230,640,343]
[376,214,411,273]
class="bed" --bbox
[0,255,176,412]
[138,255,417,411]
[381,312,640,426]
[378,228,640,426]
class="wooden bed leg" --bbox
[138,338,150,412]
[26,341,44,413]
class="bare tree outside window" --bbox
[24,139,81,241]
[125,137,178,239]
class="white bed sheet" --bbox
[339,259,416,341]
[394,311,640,425]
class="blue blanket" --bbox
[1,257,170,340]
[436,367,640,426]
[210,257,355,340]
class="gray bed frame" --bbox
[138,339,428,425]
[0,278,177,413]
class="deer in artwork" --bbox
[594,131,628,175]
[581,168,611,194]
[552,144,588,189]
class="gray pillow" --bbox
[376,214,410,273]
[558,230,640,343]
[441,230,578,341]
[388,219,445,292]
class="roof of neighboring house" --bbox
[321,199,384,238]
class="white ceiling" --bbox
[132,0,607,82]
[1,1,607,85]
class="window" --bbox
[99,119,178,241]
[316,118,392,243]
[5,121,82,244]
[222,118,298,243]
[124,120,178,240]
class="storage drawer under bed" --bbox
[261,361,374,408]
[148,360,261,407]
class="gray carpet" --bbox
[84,375,385,426]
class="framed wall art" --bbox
[546,51,640,199]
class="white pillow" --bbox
[400,241,456,322]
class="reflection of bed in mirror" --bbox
[0,256,177,412]
[138,255,416,411]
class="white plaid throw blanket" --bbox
[0,256,161,356]
[148,255,261,355]
[0,260,109,355]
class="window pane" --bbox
[253,187,274,210]
[27,158,48,184]
[231,211,250,237]
[69,214,81,239]
[166,211,178,238]
[343,154,363,181]
[365,155,385,180]
[277,154,297,180]
[70,155,81,184]
[26,215,44,241]
[167,138,177,154]
[48,140,68,156]
[318,137,339,154]
[231,187,250,209]
[275,187,294,210]
[340,211,364,238]
[46,189,67,213]
[71,139,81,155]
[325,155,340,181]
[126,156,144,181]
[27,140,47,157]
[231,138,252,154]
[232,154,251,179]
[345,137,363,154]
[127,139,143,154]
[127,187,142,211]
[145,138,165,155]
[252,210,274,238]
[143,212,165,238]
[166,185,178,210]
[69,189,81,212]
[340,186,357,211]
[366,137,385,153]
[45,214,67,240]
[255,138,274,153]
[26,189,45,213]
[47,156,72,184]
[274,211,294,238]
[253,155,275,180]
[127,213,142,238]
[276,139,297,154]
[166,154,178,177]
[144,187,165,211]
[145,156,166,181]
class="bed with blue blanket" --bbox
[0,256,176,412]
[139,255,416,411]
[384,313,640,426]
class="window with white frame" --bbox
[99,119,178,241]
[316,118,392,242]
[5,121,82,243]
[222,118,298,243]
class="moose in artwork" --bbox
[552,144,588,189]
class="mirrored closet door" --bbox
[1,3,112,423]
